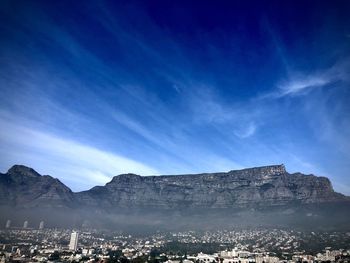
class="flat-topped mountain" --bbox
[0,164,347,209]
[77,164,346,209]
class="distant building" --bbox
[5,220,11,228]
[11,246,18,254]
[69,231,79,251]
[238,251,250,258]
[39,221,44,230]
[23,221,28,229]
[256,256,279,263]
[220,248,238,258]
[196,252,217,263]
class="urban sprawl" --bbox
[1,221,350,263]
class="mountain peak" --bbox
[2,165,74,208]
[7,165,41,177]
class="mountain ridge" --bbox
[0,164,348,209]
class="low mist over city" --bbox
[1,1,350,263]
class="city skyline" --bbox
[1,227,349,263]
[0,1,350,194]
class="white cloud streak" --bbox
[278,76,330,97]
[0,117,158,191]
[262,58,350,99]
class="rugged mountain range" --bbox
[1,164,349,230]
[0,164,347,209]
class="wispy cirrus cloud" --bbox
[278,76,330,97]
[263,58,350,99]
[233,122,257,139]
[185,86,261,139]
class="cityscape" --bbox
[1,220,350,263]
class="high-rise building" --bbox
[69,231,79,251]
[39,221,44,230]
[5,220,11,228]
[23,221,28,229]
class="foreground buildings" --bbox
[0,228,349,263]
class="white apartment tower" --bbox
[23,221,28,229]
[39,221,44,230]
[69,231,79,251]
[5,220,11,228]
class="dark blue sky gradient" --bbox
[0,0,350,193]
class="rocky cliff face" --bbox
[0,164,347,209]
[76,164,346,209]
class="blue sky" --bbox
[0,0,350,193]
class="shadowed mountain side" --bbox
[0,165,74,208]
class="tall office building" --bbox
[69,231,79,251]
[5,220,11,228]
[39,221,44,230]
[23,221,28,229]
